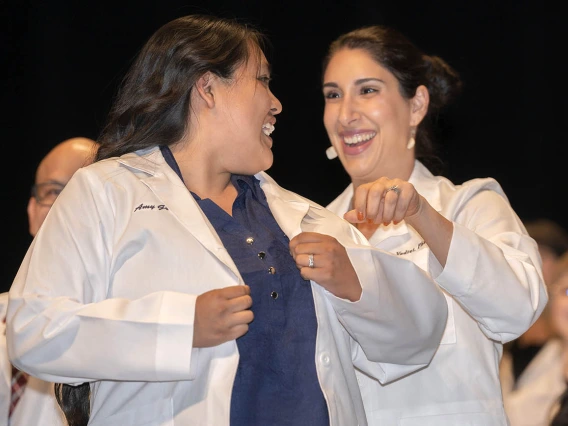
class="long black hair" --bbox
[95,14,268,161]
[55,13,268,426]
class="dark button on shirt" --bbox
[160,146,329,426]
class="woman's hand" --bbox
[343,177,423,226]
[193,285,253,348]
[344,176,453,266]
[289,232,361,302]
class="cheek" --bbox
[552,300,568,323]
[323,106,336,132]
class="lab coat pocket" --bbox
[400,411,496,426]
[89,399,174,426]
[439,292,456,345]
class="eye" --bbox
[257,75,272,86]
[360,86,378,95]
[323,90,340,100]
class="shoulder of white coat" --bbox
[73,146,165,186]
[435,175,511,218]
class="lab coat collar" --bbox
[116,147,320,272]
[118,147,240,279]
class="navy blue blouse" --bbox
[160,146,329,426]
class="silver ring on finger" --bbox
[308,253,315,268]
[386,184,400,195]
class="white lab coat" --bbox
[6,147,448,426]
[327,160,548,426]
[0,293,65,426]
[500,339,566,426]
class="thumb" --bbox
[344,209,362,223]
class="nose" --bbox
[338,96,359,126]
[270,90,283,115]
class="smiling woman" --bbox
[319,25,548,426]
[6,14,450,426]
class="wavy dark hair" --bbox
[322,25,462,173]
[55,13,268,426]
[95,14,269,161]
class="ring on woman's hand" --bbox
[308,253,315,268]
[386,184,401,195]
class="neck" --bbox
[169,141,236,214]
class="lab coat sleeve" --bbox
[0,294,10,425]
[6,171,199,384]
[324,242,448,382]
[432,189,547,343]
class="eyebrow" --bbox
[35,179,66,186]
[322,77,385,88]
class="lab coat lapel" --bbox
[256,172,310,239]
[118,149,241,281]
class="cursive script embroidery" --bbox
[396,240,426,256]
[133,203,169,212]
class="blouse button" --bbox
[268,266,276,274]
[271,291,278,299]
[246,237,254,245]
[258,251,266,260]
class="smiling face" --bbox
[213,46,282,176]
[322,48,425,185]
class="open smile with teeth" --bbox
[343,132,376,145]
[262,123,275,136]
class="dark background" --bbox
[1,0,563,292]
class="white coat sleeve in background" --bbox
[432,189,547,343]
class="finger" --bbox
[291,242,327,256]
[363,181,385,222]
[228,310,254,327]
[293,253,318,270]
[343,209,360,223]
[392,191,412,224]
[227,294,253,313]
[380,190,400,224]
[220,285,250,300]
[352,184,371,222]
[289,232,327,252]
[228,323,250,340]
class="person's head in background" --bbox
[524,219,568,287]
[549,252,568,343]
[28,137,99,236]
[321,25,462,183]
[538,252,568,426]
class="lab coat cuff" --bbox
[156,292,197,379]
[435,223,479,297]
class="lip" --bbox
[339,130,375,156]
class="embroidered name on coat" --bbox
[396,240,426,256]
[133,203,169,212]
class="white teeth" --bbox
[343,132,376,145]
[262,123,275,136]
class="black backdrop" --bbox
[2,0,564,292]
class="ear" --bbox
[409,85,429,126]
[194,72,215,109]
